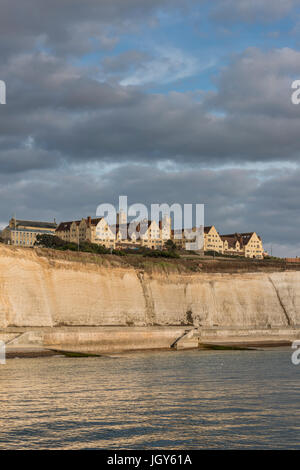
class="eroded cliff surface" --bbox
[0,245,300,329]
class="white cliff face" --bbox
[143,272,300,328]
[0,245,300,329]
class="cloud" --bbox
[207,47,300,117]
[0,0,188,61]
[102,50,151,75]
[1,162,300,257]
[0,0,300,255]
[119,47,206,86]
[211,0,299,24]
[1,47,300,173]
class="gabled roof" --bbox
[135,220,157,236]
[88,217,104,226]
[221,232,261,249]
[56,220,80,231]
[221,235,240,249]
[56,217,104,232]
[13,219,57,229]
[173,226,213,236]
[109,221,161,240]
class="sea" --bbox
[0,348,299,449]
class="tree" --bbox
[165,239,177,251]
[35,234,66,248]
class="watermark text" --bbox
[0,80,6,105]
[291,80,300,105]
[0,341,5,365]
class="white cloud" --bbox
[120,46,213,86]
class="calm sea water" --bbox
[0,348,299,449]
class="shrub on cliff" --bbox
[205,250,247,259]
[112,249,126,256]
[35,234,66,249]
[143,250,180,259]
[35,234,110,254]
[77,241,110,254]
[164,239,177,251]
[35,234,181,259]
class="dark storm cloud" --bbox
[0,0,189,61]
[1,163,300,257]
[207,48,300,118]
[1,45,300,173]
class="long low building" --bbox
[1,218,57,247]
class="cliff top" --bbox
[1,244,298,274]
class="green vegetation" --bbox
[35,234,113,254]
[205,250,247,259]
[143,249,180,259]
[165,239,177,251]
[35,234,180,259]
[264,255,284,261]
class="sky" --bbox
[1,0,300,256]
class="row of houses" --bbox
[1,215,172,251]
[174,225,264,259]
[1,216,265,258]
[54,213,172,251]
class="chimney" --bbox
[87,216,92,226]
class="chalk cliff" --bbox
[0,245,300,330]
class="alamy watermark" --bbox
[291,80,300,105]
[0,80,6,105]
[291,340,300,365]
[96,196,204,251]
[0,341,5,365]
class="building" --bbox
[56,216,115,248]
[136,220,164,250]
[220,234,243,256]
[112,216,171,250]
[111,223,138,250]
[159,215,172,242]
[52,210,265,258]
[1,218,57,247]
[56,214,171,251]
[221,232,264,259]
[171,225,264,258]
[172,226,212,253]
[204,226,224,253]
